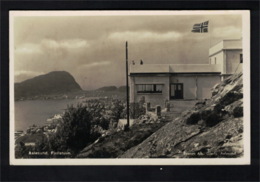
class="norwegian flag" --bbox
[192,21,209,33]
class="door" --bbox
[170,83,183,99]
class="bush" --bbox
[129,103,146,119]
[219,91,243,107]
[186,109,223,127]
[204,111,222,127]
[49,104,101,155]
[99,117,110,130]
[110,100,125,122]
[186,111,201,125]
[49,98,128,156]
[233,106,243,118]
[200,110,212,121]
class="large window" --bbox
[137,84,163,93]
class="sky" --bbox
[13,12,242,90]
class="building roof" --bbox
[130,64,222,74]
[209,39,242,56]
[130,64,170,73]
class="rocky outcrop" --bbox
[120,72,243,158]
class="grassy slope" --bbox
[77,122,167,158]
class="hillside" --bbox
[15,71,82,100]
[96,86,128,92]
[77,123,167,158]
[77,72,243,158]
[120,72,243,158]
[97,86,117,92]
[117,86,127,92]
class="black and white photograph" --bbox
[9,10,250,165]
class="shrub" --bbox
[186,109,223,127]
[204,111,222,127]
[219,91,243,107]
[186,111,201,125]
[99,117,110,130]
[129,103,146,119]
[233,106,243,118]
[50,104,101,155]
[110,100,125,122]
[200,110,212,121]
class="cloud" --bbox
[80,61,111,69]
[15,43,42,54]
[15,70,44,82]
[15,38,89,56]
[41,39,89,49]
[213,26,242,39]
[13,14,243,89]
[108,31,182,42]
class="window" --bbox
[137,84,163,93]
[155,84,163,92]
[215,57,217,64]
[240,54,243,63]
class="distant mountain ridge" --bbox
[96,86,128,92]
[96,86,117,92]
[15,71,82,100]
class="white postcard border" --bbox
[9,10,250,165]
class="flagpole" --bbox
[125,41,130,130]
[209,20,211,64]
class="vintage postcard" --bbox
[10,10,250,165]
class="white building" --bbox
[129,39,243,107]
[209,39,243,80]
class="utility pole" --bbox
[125,41,130,130]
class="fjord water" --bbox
[15,99,85,131]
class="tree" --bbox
[50,104,100,156]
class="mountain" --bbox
[117,86,128,92]
[96,85,128,92]
[15,71,82,100]
[96,86,117,92]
